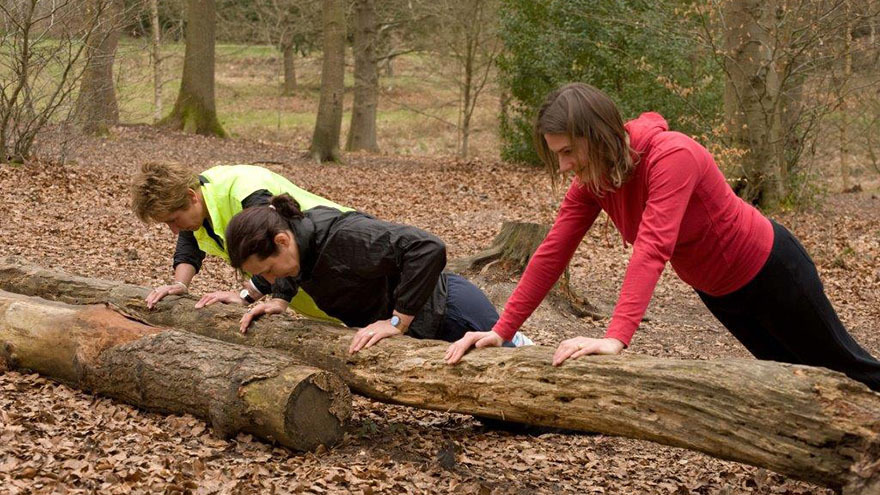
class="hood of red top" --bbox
[624,112,668,154]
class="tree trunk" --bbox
[309,0,345,162]
[722,0,784,208]
[282,44,297,95]
[2,259,880,492]
[159,0,226,137]
[346,0,379,152]
[73,0,122,135]
[447,221,604,318]
[840,0,853,192]
[0,291,350,451]
[149,0,162,123]
[458,25,474,159]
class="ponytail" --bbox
[226,194,303,269]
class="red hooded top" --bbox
[492,112,773,345]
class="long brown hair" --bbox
[535,83,636,195]
[225,194,304,269]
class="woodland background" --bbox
[1,0,880,493]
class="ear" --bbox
[274,232,291,249]
[187,188,198,205]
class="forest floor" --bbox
[1,124,879,494]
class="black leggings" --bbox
[697,220,880,391]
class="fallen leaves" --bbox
[0,125,864,494]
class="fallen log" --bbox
[1,258,879,493]
[0,290,350,452]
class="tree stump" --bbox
[0,291,350,452]
[447,221,605,318]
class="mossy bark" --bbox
[159,0,227,138]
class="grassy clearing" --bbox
[111,38,501,157]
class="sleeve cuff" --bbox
[491,323,516,342]
[603,326,634,348]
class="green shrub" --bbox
[498,0,724,165]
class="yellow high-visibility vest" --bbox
[193,164,350,324]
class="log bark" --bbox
[0,290,350,452]
[1,258,880,493]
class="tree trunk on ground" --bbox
[0,291,350,451]
[346,0,379,152]
[282,44,297,95]
[74,0,122,135]
[309,0,345,162]
[722,0,784,208]
[1,259,880,492]
[159,0,226,137]
[447,221,604,318]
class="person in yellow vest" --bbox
[130,162,347,323]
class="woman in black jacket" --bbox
[225,193,532,353]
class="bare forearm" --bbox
[173,263,197,287]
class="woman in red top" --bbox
[445,82,880,391]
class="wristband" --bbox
[172,281,188,291]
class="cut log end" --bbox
[286,372,352,451]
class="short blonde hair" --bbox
[131,162,200,222]
[535,83,636,195]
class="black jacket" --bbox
[273,206,448,339]
[172,186,277,295]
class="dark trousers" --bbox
[697,220,880,391]
[437,273,501,342]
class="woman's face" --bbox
[544,133,586,175]
[241,231,301,283]
[155,189,205,234]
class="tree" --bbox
[428,0,502,158]
[346,0,379,152]
[148,0,162,123]
[218,0,321,95]
[160,0,226,137]
[74,0,125,135]
[309,0,345,162]
[4,258,880,493]
[697,0,880,208]
[0,0,114,162]
[497,0,723,165]
[346,0,436,152]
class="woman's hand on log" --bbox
[552,337,624,366]
[444,330,503,365]
[348,320,403,355]
[195,290,247,309]
[145,281,188,309]
[239,298,287,334]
